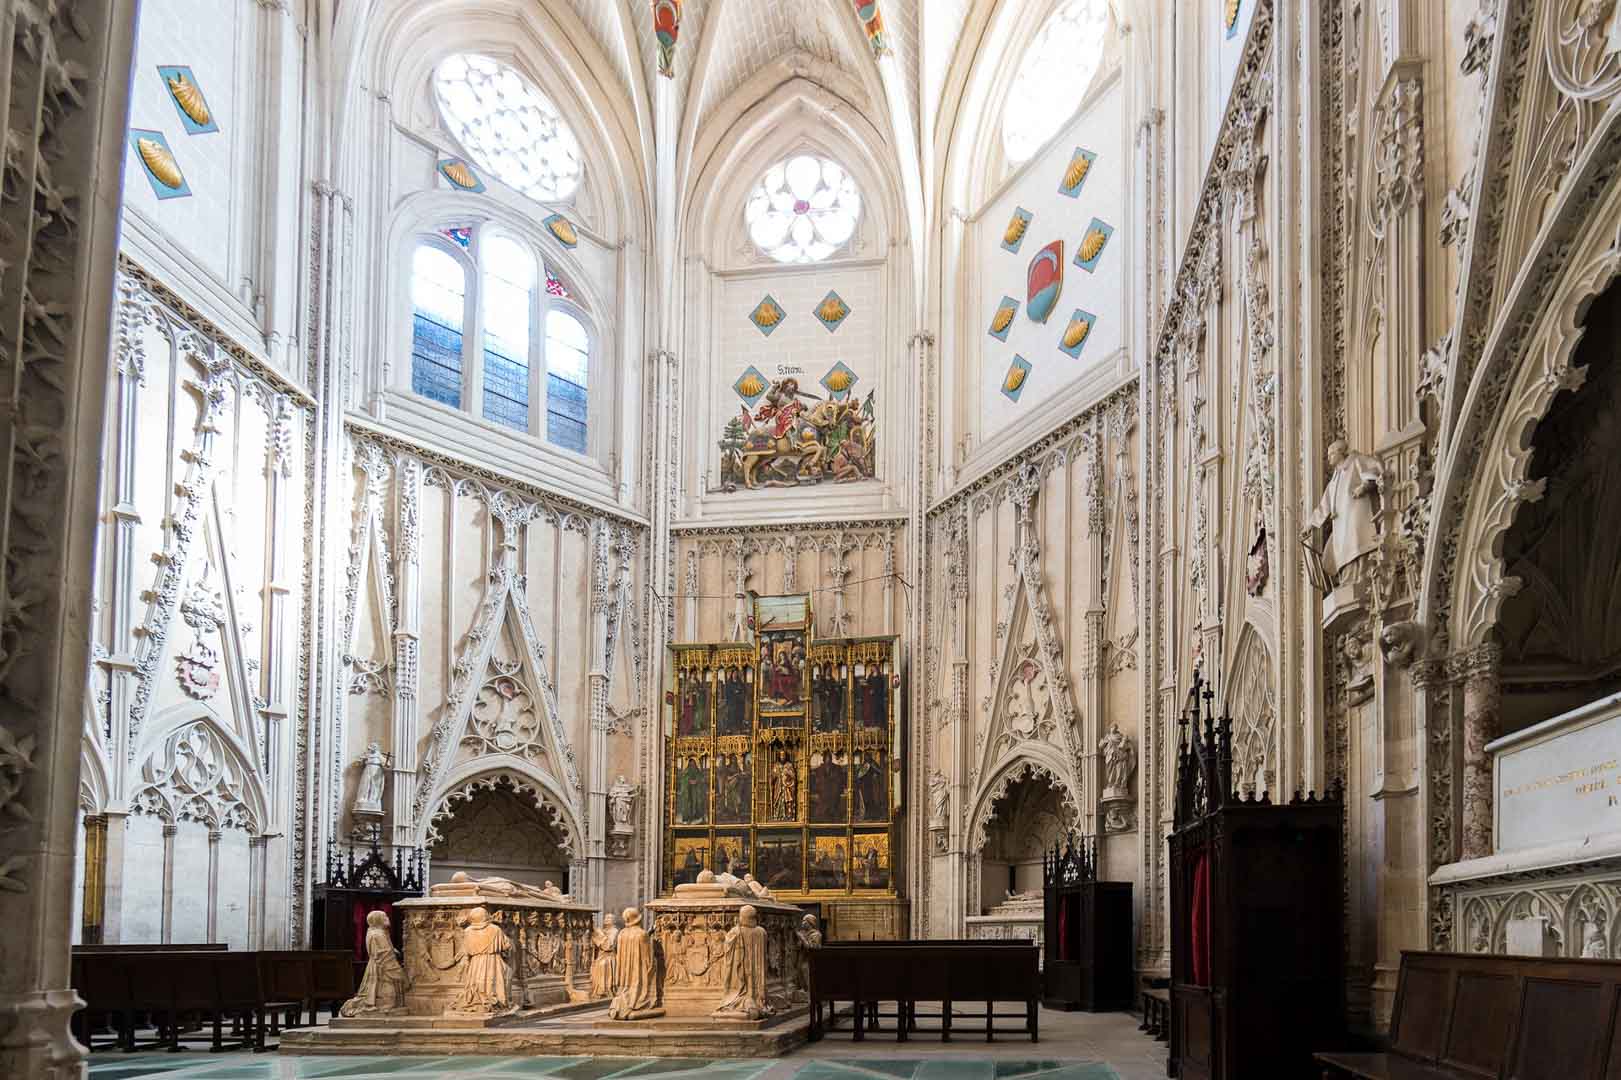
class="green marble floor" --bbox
[86,1059,1120,1080]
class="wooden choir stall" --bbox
[1166,672,1344,1080]
[1042,832,1133,1012]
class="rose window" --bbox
[1001,0,1111,165]
[745,155,862,264]
[433,53,583,202]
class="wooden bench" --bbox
[1139,985,1169,1041]
[1316,950,1621,1080]
[809,942,1040,1043]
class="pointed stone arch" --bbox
[129,705,269,835]
[418,759,583,860]
[1224,623,1277,799]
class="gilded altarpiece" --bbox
[664,595,901,906]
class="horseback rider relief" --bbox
[718,373,877,490]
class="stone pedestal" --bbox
[393,891,601,1022]
[646,886,804,1020]
[966,896,1044,969]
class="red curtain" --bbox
[1190,852,1210,986]
[1057,895,1070,962]
[350,899,396,960]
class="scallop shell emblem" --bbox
[818,296,848,323]
[991,305,1016,335]
[443,161,479,190]
[1063,154,1092,192]
[1003,364,1028,394]
[1004,213,1030,247]
[1225,0,1241,31]
[167,71,212,128]
[824,368,854,394]
[138,137,184,189]
[754,301,783,327]
[1063,316,1092,350]
[737,372,766,398]
[1079,227,1108,264]
[547,217,579,247]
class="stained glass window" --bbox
[480,235,534,432]
[410,244,466,408]
[1001,0,1111,165]
[545,310,589,454]
[744,155,861,264]
[433,53,583,202]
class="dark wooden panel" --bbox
[1391,963,1453,1061]
[1513,977,1606,1080]
[1442,972,1517,1075]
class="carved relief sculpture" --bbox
[609,908,662,1019]
[339,911,407,1017]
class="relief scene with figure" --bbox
[664,597,900,902]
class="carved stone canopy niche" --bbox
[1497,279,1621,734]
[426,773,572,883]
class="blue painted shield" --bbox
[1026,240,1064,324]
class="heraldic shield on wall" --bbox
[664,594,901,903]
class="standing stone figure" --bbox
[610,907,661,1019]
[1302,440,1385,587]
[449,906,511,1014]
[339,910,406,1017]
[590,913,619,998]
[354,742,389,814]
[608,775,636,832]
[794,913,822,1001]
[713,904,772,1019]
[1099,724,1136,799]
[928,769,950,830]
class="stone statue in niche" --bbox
[609,907,662,1019]
[448,907,512,1015]
[353,742,390,815]
[794,913,822,1001]
[928,769,950,830]
[1580,908,1609,959]
[608,774,637,856]
[1099,724,1136,799]
[590,913,619,998]
[1379,620,1424,668]
[1302,440,1385,589]
[713,904,772,1019]
[339,910,407,1017]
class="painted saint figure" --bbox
[678,676,710,736]
[719,666,750,735]
[813,663,846,732]
[854,749,886,822]
[676,755,708,825]
[717,752,751,823]
[713,905,773,1019]
[339,910,406,1017]
[769,750,798,820]
[609,908,662,1019]
[810,750,848,822]
[855,669,888,729]
[449,906,511,1015]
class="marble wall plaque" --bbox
[1491,692,1621,854]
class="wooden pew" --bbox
[1316,950,1621,1080]
[809,942,1040,1043]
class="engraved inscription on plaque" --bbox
[1492,693,1621,855]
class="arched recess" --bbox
[1224,623,1278,798]
[417,757,583,862]
[963,753,1080,921]
[129,705,270,835]
[1419,115,1621,653]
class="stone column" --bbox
[1458,644,1501,862]
[0,3,138,1076]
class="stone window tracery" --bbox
[1001,0,1111,166]
[406,225,593,454]
[744,155,862,264]
[433,53,583,203]
[130,720,258,833]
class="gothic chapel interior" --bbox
[4,0,1621,1078]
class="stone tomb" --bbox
[645,881,806,1024]
[374,876,601,1026]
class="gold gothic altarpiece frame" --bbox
[664,594,901,904]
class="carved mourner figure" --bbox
[1302,439,1385,587]
[610,908,662,1019]
[713,904,772,1019]
[339,910,407,1017]
[449,907,511,1014]
[794,913,822,1000]
[590,913,619,998]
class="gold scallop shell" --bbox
[1063,317,1092,350]
[1079,227,1108,263]
[548,217,579,246]
[818,296,848,323]
[990,305,1015,335]
[137,136,184,189]
[1225,0,1241,30]
[754,302,782,327]
[167,72,212,128]
[825,369,853,393]
[737,373,766,398]
[1004,364,1027,394]
[1063,154,1092,192]
[443,161,479,190]
[1004,213,1029,247]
